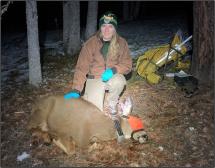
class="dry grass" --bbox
[1,56,214,167]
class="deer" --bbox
[27,95,147,155]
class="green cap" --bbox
[99,11,118,30]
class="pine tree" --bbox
[26,0,42,87]
[192,1,214,84]
[85,1,98,40]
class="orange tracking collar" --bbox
[128,115,144,131]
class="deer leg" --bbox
[53,136,75,155]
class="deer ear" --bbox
[121,96,133,116]
[125,96,132,108]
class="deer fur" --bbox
[27,95,132,155]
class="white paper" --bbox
[17,152,30,161]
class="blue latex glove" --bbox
[64,91,80,99]
[101,68,114,82]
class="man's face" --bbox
[101,24,115,41]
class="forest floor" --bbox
[1,55,214,167]
[1,15,214,167]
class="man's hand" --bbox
[101,68,114,82]
[64,91,80,99]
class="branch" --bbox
[1,1,12,16]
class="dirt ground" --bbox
[1,56,214,167]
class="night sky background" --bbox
[2,1,193,34]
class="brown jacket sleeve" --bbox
[113,39,132,75]
[72,44,93,92]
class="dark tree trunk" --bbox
[123,1,129,22]
[85,1,98,40]
[128,2,140,21]
[26,0,42,87]
[133,1,141,20]
[192,1,214,84]
[129,2,135,20]
[63,1,70,51]
[67,1,80,56]
[63,1,80,56]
